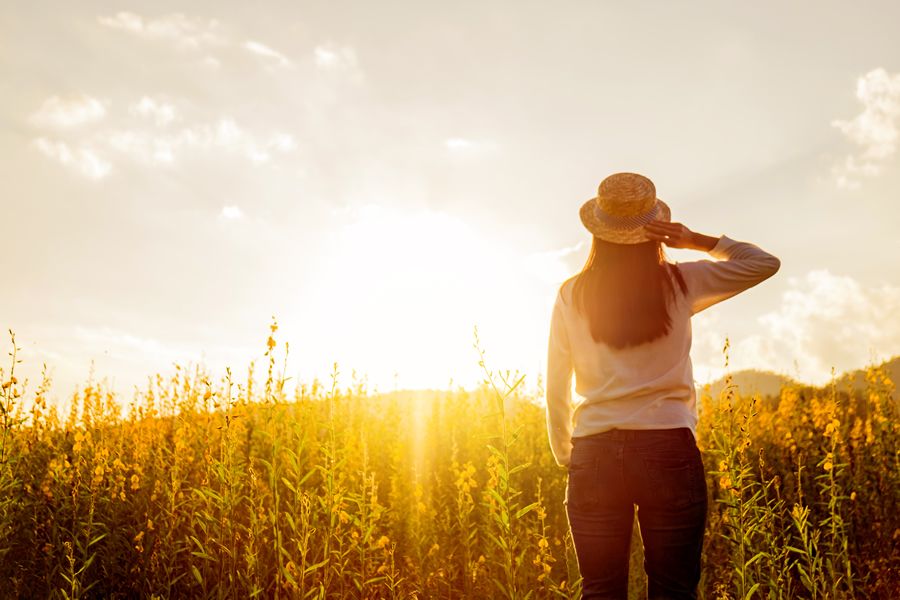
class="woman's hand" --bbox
[644,220,719,251]
[643,220,695,249]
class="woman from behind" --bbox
[545,172,781,599]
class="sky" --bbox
[2,1,899,406]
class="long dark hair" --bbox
[563,237,688,349]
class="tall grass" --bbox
[0,325,897,598]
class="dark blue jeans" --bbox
[565,428,707,600]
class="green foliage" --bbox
[0,327,896,598]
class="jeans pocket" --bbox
[641,455,700,508]
[565,459,600,511]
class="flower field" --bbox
[0,325,897,599]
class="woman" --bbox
[545,172,781,599]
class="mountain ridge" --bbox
[700,355,899,399]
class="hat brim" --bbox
[579,197,671,244]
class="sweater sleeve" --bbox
[679,235,781,315]
[545,291,575,468]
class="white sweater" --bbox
[545,235,781,467]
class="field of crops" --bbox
[0,324,897,599]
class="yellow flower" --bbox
[375,535,390,549]
[92,464,105,486]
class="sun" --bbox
[294,204,563,392]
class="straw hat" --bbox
[579,172,671,244]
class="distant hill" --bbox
[834,355,900,393]
[702,355,899,399]
[703,369,799,399]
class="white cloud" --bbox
[243,40,292,68]
[830,155,880,191]
[522,241,585,284]
[220,205,244,219]
[98,12,226,49]
[314,44,358,71]
[106,130,176,164]
[689,311,729,382]
[445,138,474,151]
[329,202,385,219]
[444,137,500,157]
[830,67,900,189]
[32,138,111,180]
[104,118,295,166]
[268,133,296,152]
[74,325,173,360]
[244,132,297,163]
[730,270,900,385]
[99,11,360,83]
[129,96,177,126]
[199,55,221,69]
[27,91,296,171]
[30,94,106,128]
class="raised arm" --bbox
[546,291,575,468]
[644,221,781,315]
[677,235,781,315]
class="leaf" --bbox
[191,564,203,585]
[281,565,298,586]
[486,488,506,507]
[743,583,761,600]
[190,551,215,561]
[515,502,539,519]
[490,577,509,597]
[304,559,329,574]
[486,444,505,459]
[745,551,768,567]
[508,463,531,476]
